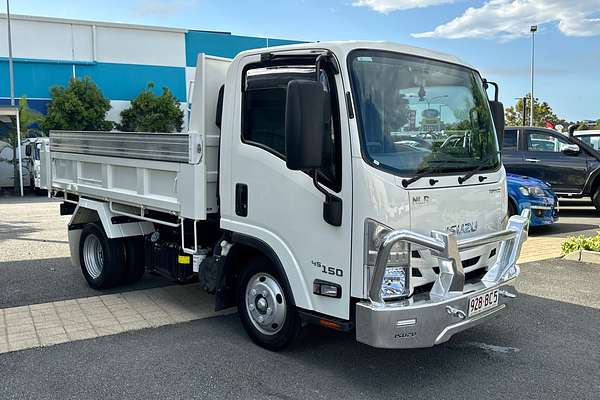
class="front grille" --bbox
[432,256,480,274]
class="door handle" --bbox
[525,158,540,163]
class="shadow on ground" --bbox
[0,257,175,308]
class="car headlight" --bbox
[519,186,545,197]
[364,219,411,300]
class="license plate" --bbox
[468,289,499,317]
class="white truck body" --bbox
[42,42,529,349]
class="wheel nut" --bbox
[249,304,255,311]
[258,316,264,323]
[251,289,257,296]
[267,307,272,315]
[262,290,268,298]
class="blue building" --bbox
[0,13,303,126]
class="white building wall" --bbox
[0,14,186,66]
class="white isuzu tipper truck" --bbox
[42,42,530,350]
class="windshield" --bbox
[577,134,600,150]
[349,50,500,176]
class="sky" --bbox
[5,0,600,122]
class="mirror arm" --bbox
[483,79,499,101]
[312,170,343,227]
[312,170,331,198]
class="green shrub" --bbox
[561,232,600,255]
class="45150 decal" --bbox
[311,260,343,277]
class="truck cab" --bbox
[44,42,529,350]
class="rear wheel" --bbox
[237,256,299,351]
[124,237,145,284]
[79,223,125,289]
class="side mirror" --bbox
[25,145,32,157]
[562,144,580,155]
[489,100,505,149]
[285,80,330,170]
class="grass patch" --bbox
[561,233,600,255]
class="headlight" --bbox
[519,186,545,197]
[364,219,411,300]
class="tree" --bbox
[42,77,113,133]
[117,83,183,132]
[4,97,44,193]
[505,94,560,127]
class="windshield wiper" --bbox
[401,166,439,188]
[457,155,499,184]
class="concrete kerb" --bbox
[563,249,600,264]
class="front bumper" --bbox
[355,210,530,349]
[527,197,559,226]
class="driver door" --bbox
[524,129,588,193]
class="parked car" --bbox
[503,126,600,211]
[507,173,558,226]
[573,130,600,151]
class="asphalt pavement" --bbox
[1,271,598,400]
[0,195,599,399]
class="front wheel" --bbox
[592,188,600,212]
[237,256,299,351]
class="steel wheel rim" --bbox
[245,273,286,335]
[83,234,104,279]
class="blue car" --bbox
[507,173,559,226]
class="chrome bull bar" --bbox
[368,209,531,305]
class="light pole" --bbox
[530,25,537,127]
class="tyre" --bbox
[237,256,299,351]
[79,223,125,289]
[592,189,600,212]
[124,237,145,284]
[508,200,517,217]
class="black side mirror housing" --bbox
[489,100,505,149]
[25,145,32,157]
[285,80,330,170]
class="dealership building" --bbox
[0,13,302,127]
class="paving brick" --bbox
[39,334,69,346]
[63,322,94,333]
[9,338,40,351]
[120,320,151,331]
[95,325,125,336]
[8,331,38,342]
[67,329,97,341]
[36,326,67,337]
[90,317,120,328]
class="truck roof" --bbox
[236,40,474,70]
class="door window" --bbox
[527,130,570,152]
[242,62,342,191]
[503,129,518,150]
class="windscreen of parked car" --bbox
[348,50,500,176]
[577,134,600,151]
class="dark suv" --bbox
[503,126,600,210]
